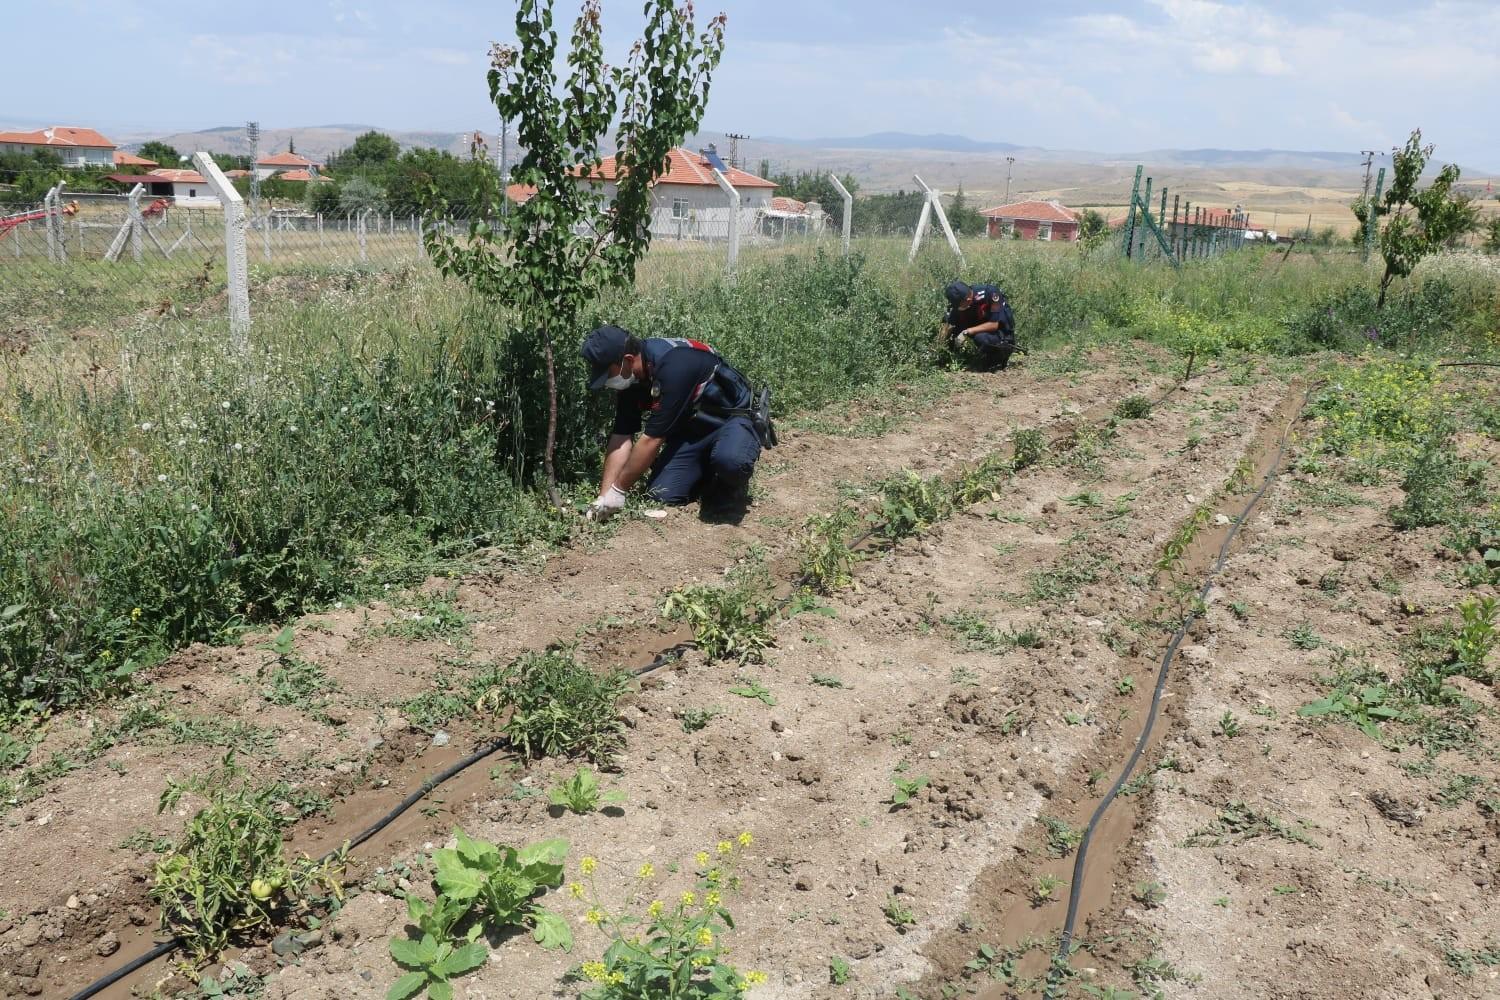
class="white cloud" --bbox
[416,48,471,67]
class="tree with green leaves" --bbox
[947,183,985,236]
[766,168,858,229]
[1352,129,1478,308]
[138,141,183,166]
[1076,208,1109,251]
[339,175,387,215]
[425,0,726,502]
[328,130,402,173]
[1484,217,1500,255]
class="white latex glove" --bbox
[586,484,628,522]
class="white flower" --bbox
[157,474,167,482]
[288,425,299,434]
[221,401,231,410]
[140,422,154,432]
[233,442,243,451]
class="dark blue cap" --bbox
[581,324,632,390]
[944,281,972,307]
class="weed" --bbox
[1156,502,1213,578]
[1441,938,1500,977]
[1117,675,1136,696]
[1183,800,1319,849]
[1115,395,1153,419]
[876,470,954,542]
[1040,815,1083,857]
[380,588,470,643]
[1285,622,1323,650]
[796,505,864,594]
[829,955,853,985]
[1454,595,1497,678]
[964,942,1016,981]
[1299,682,1403,741]
[1027,548,1110,603]
[1391,426,1485,531]
[1080,986,1138,1000]
[1215,711,1242,739]
[888,771,931,808]
[1065,490,1103,509]
[1132,881,1167,908]
[1030,874,1067,906]
[883,895,917,931]
[661,570,775,664]
[810,673,847,689]
[548,767,626,815]
[951,664,980,687]
[1213,896,1230,908]
[151,754,343,959]
[474,649,632,765]
[1228,601,1249,620]
[952,452,1012,506]
[786,594,836,619]
[1435,774,1487,808]
[431,830,571,948]
[943,610,1010,652]
[1010,427,1045,471]
[729,678,776,706]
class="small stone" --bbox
[65,895,80,910]
[928,750,941,759]
[96,931,120,957]
[431,731,450,748]
[771,751,782,762]
[364,736,385,751]
[322,707,349,726]
[770,719,785,733]
[20,977,42,996]
[127,906,148,926]
[1214,514,1230,526]
[13,955,40,978]
[334,761,354,775]
[294,929,323,948]
[271,930,303,957]
[795,877,812,891]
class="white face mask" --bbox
[605,373,636,391]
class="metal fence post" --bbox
[710,168,739,281]
[828,173,853,257]
[262,209,271,262]
[358,210,369,263]
[194,152,251,347]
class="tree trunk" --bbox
[540,324,563,509]
[1377,267,1394,309]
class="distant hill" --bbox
[766,132,1025,155]
[106,124,472,162]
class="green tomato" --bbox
[250,878,275,901]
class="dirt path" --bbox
[2,348,1175,998]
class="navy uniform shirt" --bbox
[946,283,1012,334]
[612,337,752,440]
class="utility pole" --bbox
[1359,149,1378,203]
[246,121,261,222]
[725,132,749,170]
[497,119,510,218]
[1005,156,1015,203]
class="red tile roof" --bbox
[275,169,326,182]
[505,183,538,203]
[113,150,158,167]
[0,126,116,149]
[580,147,776,189]
[979,200,1078,224]
[225,169,252,178]
[770,196,808,213]
[148,169,208,184]
[256,151,314,167]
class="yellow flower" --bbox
[696,927,714,948]
[706,890,722,907]
[580,856,598,875]
[737,831,752,847]
[745,970,769,986]
[581,961,609,982]
[680,891,696,906]
[637,862,654,880]
[609,973,625,985]
[131,607,142,622]
[568,881,585,899]
[585,907,605,926]
[705,868,723,886]
[647,899,664,918]
[716,840,732,856]
[695,851,710,867]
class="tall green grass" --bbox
[2,238,1495,711]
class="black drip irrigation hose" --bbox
[68,367,1216,1000]
[1041,388,1311,1000]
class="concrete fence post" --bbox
[194,152,251,348]
[710,168,739,281]
[358,210,368,263]
[828,173,853,257]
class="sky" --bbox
[5,0,1498,169]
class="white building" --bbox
[0,126,116,167]
[104,169,220,208]
[576,147,775,240]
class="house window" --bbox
[1038,223,1052,241]
[672,197,691,220]
[1001,220,1015,237]
[189,189,197,198]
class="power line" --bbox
[725,132,749,171]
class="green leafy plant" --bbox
[1010,427,1045,470]
[811,673,847,688]
[388,929,489,1000]
[729,678,776,706]
[572,834,766,997]
[952,452,1011,505]
[548,767,626,814]
[876,470,954,542]
[428,830,573,952]
[1216,711,1242,739]
[150,754,343,959]
[1116,675,1136,696]
[474,649,631,764]
[1132,881,1167,908]
[795,504,864,594]
[1298,684,1402,740]
[1040,815,1083,857]
[1285,622,1323,650]
[679,706,721,733]
[888,771,930,807]
[1454,595,1497,678]
[1030,873,1066,906]
[1115,395,1152,419]
[829,955,853,985]
[883,895,916,931]
[661,574,774,665]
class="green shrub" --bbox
[473,650,631,764]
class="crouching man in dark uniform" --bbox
[580,324,771,523]
[944,280,1017,371]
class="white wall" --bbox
[0,143,113,167]
[170,183,220,208]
